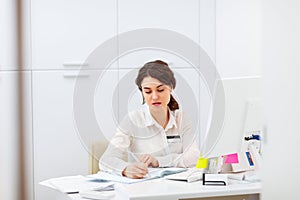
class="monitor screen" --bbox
[202,77,262,158]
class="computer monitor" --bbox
[202,77,262,158]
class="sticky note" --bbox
[196,156,208,169]
[225,153,239,164]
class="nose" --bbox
[152,91,159,100]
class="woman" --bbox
[99,60,199,179]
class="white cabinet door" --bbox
[118,0,199,43]
[33,70,100,200]
[0,1,16,70]
[117,0,202,69]
[216,0,262,78]
[31,0,117,70]
[33,69,119,200]
[0,72,33,200]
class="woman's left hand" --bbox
[139,154,159,167]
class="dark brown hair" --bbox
[135,60,179,111]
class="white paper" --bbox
[40,175,114,193]
[89,172,147,184]
[165,168,203,182]
[148,167,186,178]
[89,168,186,184]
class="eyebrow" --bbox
[143,84,164,90]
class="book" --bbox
[89,168,187,184]
[165,168,203,183]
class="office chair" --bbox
[88,140,109,174]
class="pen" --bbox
[66,191,79,194]
[129,151,140,162]
[129,152,150,178]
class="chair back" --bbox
[89,140,109,174]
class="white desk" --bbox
[69,179,261,200]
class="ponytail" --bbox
[168,94,179,111]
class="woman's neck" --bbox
[150,107,169,129]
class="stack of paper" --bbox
[39,175,114,194]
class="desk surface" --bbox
[69,178,261,200]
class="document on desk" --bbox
[39,175,114,194]
[89,168,187,184]
[165,168,203,183]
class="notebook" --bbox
[165,168,203,183]
[89,168,187,184]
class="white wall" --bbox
[262,0,300,199]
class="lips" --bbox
[152,102,161,106]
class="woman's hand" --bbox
[122,162,148,179]
[139,154,159,167]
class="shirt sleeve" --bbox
[156,111,200,168]
[99,116,132,176]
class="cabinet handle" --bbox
[63,62,89,68]
[63,72,90,78]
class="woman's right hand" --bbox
[122,162,148,179]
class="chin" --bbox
[150,105,167,111]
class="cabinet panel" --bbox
[31,0,117,70]
[216,0,262,78]
[114,50,194,70]
[0,1,16,70]
[33,70,100,200]
[117,0,201,69]
[118,0,199,43]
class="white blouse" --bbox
[99,105,200,175]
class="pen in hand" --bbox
[130,152,141,163]
[129,152,159,167]
[123,152,148,179]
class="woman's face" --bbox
[141,76,172,112]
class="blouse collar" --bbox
[143,104,177,130]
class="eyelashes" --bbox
[144,89,164,94]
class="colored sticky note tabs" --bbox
[196,156,208,169]
[225,153,239,164]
